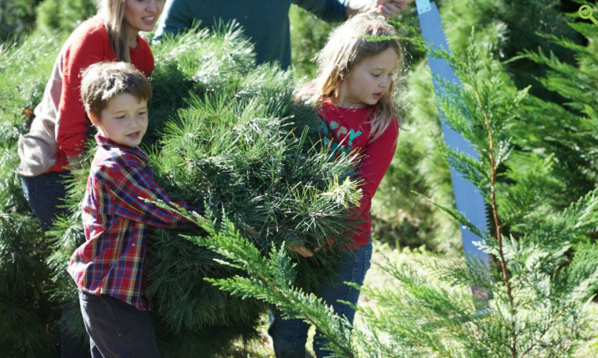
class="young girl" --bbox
[16,1,164,356]
[269,13,404,358]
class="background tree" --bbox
[188,34,598,358]
[34,0,96,35]
[0,34,63,358]
[513,0,598,214]
[0,0,38,40]
[372,0,583,254]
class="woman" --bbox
[18,0,164,231]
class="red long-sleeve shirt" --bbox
[318,101,399,249]
[17,17,154,176]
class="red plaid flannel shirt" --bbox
[68,134,198,310]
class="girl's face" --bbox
[124,0,164,35]
[337,48,399,109]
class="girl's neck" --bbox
[333,88,367,110]
[331,97,367,110]
[335,102,367,110]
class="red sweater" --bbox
[318,101,399,249]
[17,17,154,176]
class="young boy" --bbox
[68,62,199,358]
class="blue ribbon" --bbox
[415,0,491,298]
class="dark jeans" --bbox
[20,171,68,232]
[268,240,373,358]
[21,171,90,358]
[78,290,161,358]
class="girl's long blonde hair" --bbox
[99,0,132,62]
[306,13,405,143]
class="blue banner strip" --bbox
[415,1,491,274]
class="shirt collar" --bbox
[320,100,373,113]
[95,133,147,161]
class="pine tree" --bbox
[0,0,38,40]
[374,0,582,254]
[0,34,64,358]
[44,25,363,357]
[183,34,598,358]
[511,0,598,213]
[34,0,96,35]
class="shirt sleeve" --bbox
[356,120,399,213]
[56,28,107,158]
[153,0,194,40]
[106,163,201,229]
[293,0,349,22]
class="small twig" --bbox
[475,86,517,358]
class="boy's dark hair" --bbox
[80,61,152,119]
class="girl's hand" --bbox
[288,244,314,258]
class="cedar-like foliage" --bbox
[512,0,598,213]
[374,0,580,254]
[188,35,598,358]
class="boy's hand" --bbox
[247,226,258,238]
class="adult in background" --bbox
[16,0,165,357]
[154,0,411,69]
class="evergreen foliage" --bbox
[289,5,336,80]
[512,0,598,214]
[0,0,38,40]
[371,34,598,357]
[0,34,63,358]
[441,0,577,101]
[187,35,598,358]
[375,0,582,253]
[44,25,363,357]
[35,0,96,35]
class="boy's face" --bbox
[91,93,148,148]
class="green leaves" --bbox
[43,25,364,356]
[188,213,356,358]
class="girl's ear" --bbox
[88,111,100,127]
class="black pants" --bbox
[78,290,161,358]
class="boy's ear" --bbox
[87,111,100,127]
